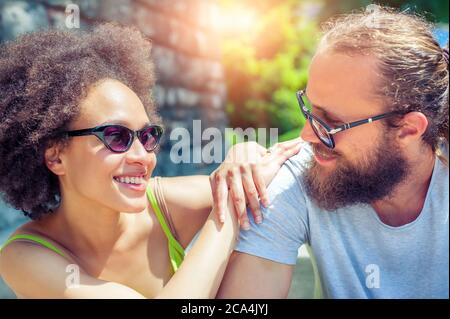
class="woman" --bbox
[0,24,301,298]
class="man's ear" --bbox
[44,143,65,176]
[395,112,429,146]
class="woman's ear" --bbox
[44,143,65,176]
[395,112,429,146]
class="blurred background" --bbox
[0,0,448,298]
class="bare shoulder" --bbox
[6,220,76,262]
[157,175,211,211]
[0,235,77,298]
[0,219,81,297]
[154,176,212,248]
[0,232,145,298]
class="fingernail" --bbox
[242,221,250,230]
[255,216,262,224]
[220,214,225,223]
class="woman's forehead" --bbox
[75,79,150,127]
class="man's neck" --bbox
[371,147,436,227]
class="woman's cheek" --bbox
[148,155,157,175]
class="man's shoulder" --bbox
[277,141,313,181]
[267,143,312,199]
[286,141,313,167]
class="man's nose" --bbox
[300,121,321,144]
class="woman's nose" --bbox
[125,138,154,165]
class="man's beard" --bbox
[302,134,410,211]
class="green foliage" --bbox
[220,0,448,142]
[220,0,317,137]
[279,126,302,143]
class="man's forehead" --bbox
[306,50,383,117]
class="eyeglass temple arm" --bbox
[65,128,98,137]
[329,112,397,135]
[297,90,398,135]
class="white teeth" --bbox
[315,149,334,159]
[115,176,146,185]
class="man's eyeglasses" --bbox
[296,90,399,149]
[64,124,163,153]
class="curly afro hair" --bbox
[0,23,159,220]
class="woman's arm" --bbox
[0,196,238,299]
[156,195,239,298]
[160,139,303,248]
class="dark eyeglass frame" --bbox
[64,124,163,153]
[296,90,399,149]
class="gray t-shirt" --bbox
[236,143,449,298]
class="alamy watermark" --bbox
[365,264,381,289]
[363,4,382,29]
[65,4,80,29]
[66,264,80,289]
[169,120,279,164]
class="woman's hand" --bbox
[209,138,303,229]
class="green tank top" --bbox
[0,185,185,273]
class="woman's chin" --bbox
[115,199,148,213]
[120,206,147,214]
[122,209,145,214]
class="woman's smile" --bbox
[113,174,148,192]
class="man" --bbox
[217,7,449,298]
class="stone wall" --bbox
[0,0,227,298]
[0,0,227,176]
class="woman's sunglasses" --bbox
[64,124,163,153]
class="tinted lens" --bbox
[139,126,162,151]
[310,119,333,148]
[103,126,132,152]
